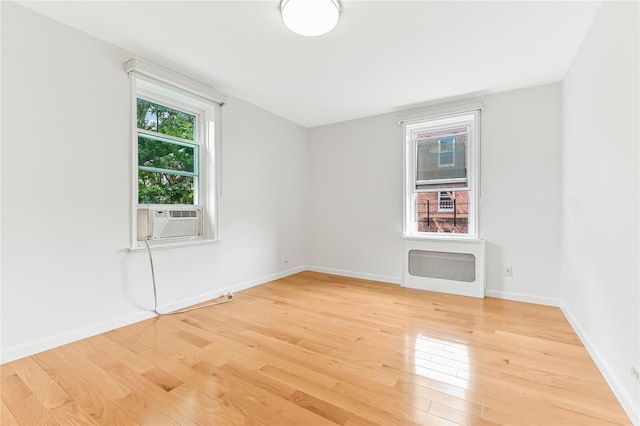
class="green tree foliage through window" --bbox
[137,98,198,204]
[137,99,195,140]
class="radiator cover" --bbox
[402,239,485,298]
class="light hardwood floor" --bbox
[1,271,631,425]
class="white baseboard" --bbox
[306,265,401,285]
[0,310,155,365]
[157,266,307,313]
[484,289,560,306]
[561,303,639,425]
[0,266,306,365]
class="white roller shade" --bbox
[125,58,227,106]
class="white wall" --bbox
[561,1,639,423]
[308,115,403,283]
[482,85,562,304]
[0,2,309,362]
[308,84,563,305]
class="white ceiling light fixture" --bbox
[281,0,341,37]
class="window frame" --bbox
[403,109,481,239]
[128,65,223,250]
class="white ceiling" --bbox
[18,0,600,128]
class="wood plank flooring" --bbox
[1,271,631,425]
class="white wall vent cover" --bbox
[137,207,202,241]
[403,239,485,298]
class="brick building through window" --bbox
[416,191,469,233]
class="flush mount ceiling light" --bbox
[281,0,341,37]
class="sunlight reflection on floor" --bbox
[412,333,471,392]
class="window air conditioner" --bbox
[137,207,202,241]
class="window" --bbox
[403,109,480,238]
[437,138,455,168]
[126,59,225,249]
[438,191,454,212]
[137,99,199,205]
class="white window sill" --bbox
[402,234,483,243]
[129,237,219,252]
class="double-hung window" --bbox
[137,98,199,205]
[126,59,225,249]
[403,108,480,238]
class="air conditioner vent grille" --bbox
[170,210,197,218]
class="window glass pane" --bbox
[137,98,195,141]
[138,134,196,173]
[416,128,468,189]
[415,191,469,234]
[138,171,194,204]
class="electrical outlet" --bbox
[631,362,640,384]
[505,266,513,277]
